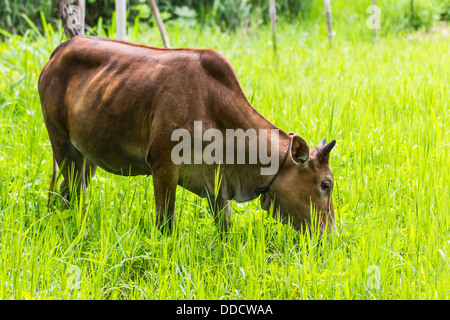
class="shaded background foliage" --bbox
[0,0,449,301]
[0,0,449,36]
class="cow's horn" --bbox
[321,139,336,157]
[318,137,327,147]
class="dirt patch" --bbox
[406,21,449,40]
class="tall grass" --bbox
[0,15,449,299]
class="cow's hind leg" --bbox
[84,158,97,188]
[48,154,60,207]
[59,152,87,209]
[48,155,96,212]
[48,134,87,209]
[208,195,232,234]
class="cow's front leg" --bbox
[152,165,179,233]
[208,195,232,234]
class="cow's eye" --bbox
[320,180,332,192]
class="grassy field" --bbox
[0,17,449,299]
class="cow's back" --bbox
[39,35,246,129]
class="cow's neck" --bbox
[218,105,292,202]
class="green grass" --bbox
[0,17,449,299]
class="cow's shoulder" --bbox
[51,35,94,56]
[198,49,241,91]
[48,36,104,68]
[49,39,72,59]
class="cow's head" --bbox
[261,134,336,238]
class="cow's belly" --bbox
[177,165,238,201]
[66,90,153,176]
[70,130,151,176]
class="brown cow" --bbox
[38,36,336,236]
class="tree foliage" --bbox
[0,0,448,36]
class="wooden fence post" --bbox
[58,0,85,37]
[323,0,332,46]
[148,0,170,48]
[116,0,126,40]
[372,0,378,42]
[78,0,85,35]
[269,0,277,54]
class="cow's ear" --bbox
[291,135,309,165]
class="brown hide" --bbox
[39,36,336,235]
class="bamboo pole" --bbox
[148,0,170,48]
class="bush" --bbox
[407,0,444,30]
[0,0,447,37]
[0,0,55,35]
[439,0,450,21]
[0,0,316,35]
